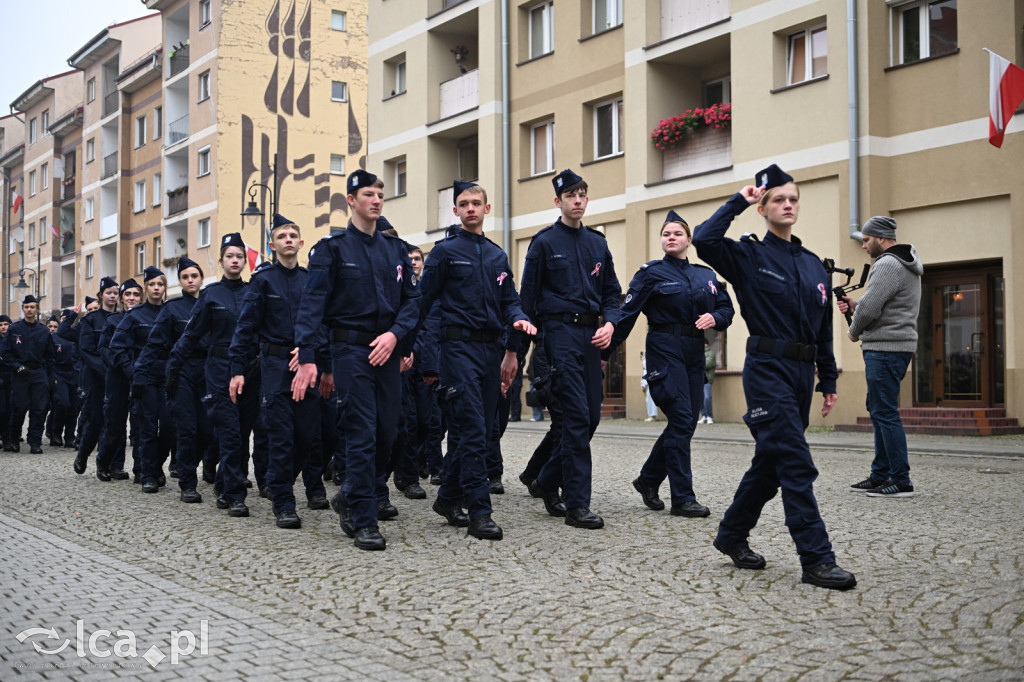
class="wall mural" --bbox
[240,0,365,235]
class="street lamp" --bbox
[240,153,278,259]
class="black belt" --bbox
[543,313,599,328]
[746,336,815,363]
[650,323,703,338]
[208,346,229,359]
[262,343,295,358]
[22,361,43,370]
[331,328,379,345]
[443,327,500,343]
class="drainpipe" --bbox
[501,0,511,252]
[847,0,862,241]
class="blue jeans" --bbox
[703,383,713,419]
[863,351,913,485]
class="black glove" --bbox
[16,365,27,375]
[165,369,180,399]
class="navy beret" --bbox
[143,265,164,282]
[453,180,479,203]
[84,296,98,305]
[271,213,296,234]
[552,169,584,196]
[664,209,688,227]
[120,278,142,294]
[220,232,245,252]
[347,169,378,195]
[99,276,119,292]
[755,164,794,191]
[22,295,38,305]
[176,256,201,276]
[0,315,10,323]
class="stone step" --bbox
[835,423,1024,436]
[853,416,1022,428]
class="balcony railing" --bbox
[100,212,118,240]
[437,187,454,230]
[167,185,188,216]
[661,0,730,41]
[167,115,189,146]
[102,152,119,179]
[662,127,731,181]
[61,175,76,202]
[169,44,190,78]
[438,69,478,119]
[103,91,119,117]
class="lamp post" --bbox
[240,153,277,260]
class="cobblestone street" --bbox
[1,422,1021,680]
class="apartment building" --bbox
[368,0,1024,425]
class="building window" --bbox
[330,154,346,175]
[332,81,348,102]
[197,217,211,248]
[593,0,622,34]
[529,2,554,59]
[41,110,49,136]
[331,10,346,31]
[135,114,147,148]
[41,163,49,190]
[198,146,211,176]
[154,236,162,265]
[39,271,46,298]
[704,77,731,106]
[86,254,94,278]
[199,0,211,27]
[29,170,37,196]
[788,25,827,84]
[394,158,407,196]
[154,106,162,140]
[87,78,96,102]
[29,118,37,145]
[594,98,623,159]
[86,139,95,162]
[198,71,211,101]
[136,242,146,274]
[85,197,95,221]
[395,59,407,96]
[134,180,147,213]
[458,137,479,181]
[896,0,957,65]
[153,173,162,205]
[29,222,36,249]
[530,118,555,175]
[40,220,48,244]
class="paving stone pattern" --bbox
[0,424,1021,681]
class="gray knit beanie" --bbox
[862,216,897,240]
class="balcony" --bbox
[61,175,76,202]
[60,226,75,255]
[169,44,190,78]
[662,127,731,181]
[660,0,729,42]
[103,91,119,117]
[100,212,118,240]
[438,69,478,119]
[167,185,188,216]
[167,114,189,146]
[102,152,119,179]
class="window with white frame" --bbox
[787,25,828,84]
[85,197,95,221]
[198,71,211,101]
[136,115,147,148]
[29,118,37,145]
[86,139,95,162]
[394,158,407,196]
[530,118,555,175]
[199,0,211,27]
[198,146,211,176]
[29,222,36,249]
[134,180,147,213]
[153,173,162,205]
[894,0,957,65]
[332,81,348,102]
[41,110,49,136]
[593,98,623,159]
[704,77,731,106]
[395,60,407,96]
[593,0,622,34]
[154,236,162,265]
[331,10,346,31]
[40,221,47,244]
[154,107,162,140]
[87,78,96,102]
[29,170,36,196]
[41,163,49,190]
[136,242,146,274]
[197,217,211,248]
[86,254,94,278]
[529,2,554,59]
[330,154,345,175]
[39,271,46,297]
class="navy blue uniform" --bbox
[692,193,839,569]
[295,227,420,532]
[417,229,528,519]
[170,277,258,503]
[610,256,733,505]
[65,309,112,464]
[518,219,621,510]
[0,320,55,447]
[96,311,135,474]
[51,319,80,444]
[229,261,326,515]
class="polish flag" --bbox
[11,189,22,214]
[987,49,1024,148]
[245,242,262,272]
[50,222,59,240]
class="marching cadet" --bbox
[0,315,10,451]
[95,279,143,481]
[147,258,209,503]
[229,213,330,529]
[691,164,855,591]
[292,169,420,551]
[607,210,734,518]
[48,309,80,447]
[0,295,56,453]
[169,233,257,519]
[69,277,120,475]
[109,266,170,494]
[518,169,622,529]
[416,180,536,540]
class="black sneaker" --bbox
[866,481,915,498]
[850,476,886,492]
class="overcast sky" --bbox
[0,0,151,111]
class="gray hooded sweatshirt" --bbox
[848,243,923,353]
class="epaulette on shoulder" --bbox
[251,264,271,277]
[585,226,607,238]
[639,259,662,270]
[740,232,759,243]
[691,262,713,271]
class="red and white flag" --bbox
[244,242,262,272]
[11,188,23,214]
[49,222,59,240]
[987,49,1024,148]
